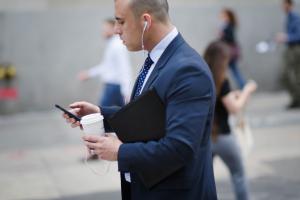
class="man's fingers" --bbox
[71,123,78,128]
[70,108,80,115]
[63,113,68,119]
[68,118,75,124]
[82,135,104,143]
[76,121,81,126]
[85,142,100,150]
[69,102,86,109]
[70,120,81,128]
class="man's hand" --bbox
[83,133,123,161]
[63,101,100,128]
[78,71,90,81]
[276,32,287,43]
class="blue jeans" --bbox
[212,134,250,200]
[100,83,125,107]
[229,60,246,89]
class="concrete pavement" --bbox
[0,92,299,200]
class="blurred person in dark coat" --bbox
[276,0,300,109]
[219,8,246,89]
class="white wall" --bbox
[0,0,299,112]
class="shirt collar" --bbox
[149,28,178,64]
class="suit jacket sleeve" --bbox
[117,65,214,187]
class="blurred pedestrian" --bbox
[204,41,257,200]
[78,18,132,107]
[219,8,246,89]
[276,0,300,109]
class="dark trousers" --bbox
[100,83,125,107]
[282,46,300,104]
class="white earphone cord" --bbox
[142,21,147,57]
[83,144,111,176]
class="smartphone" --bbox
[55,104,81,122]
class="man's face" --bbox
[282,2,292,13]
[219,11,228,24]
[114,0,143,51]
[102,22,114,39]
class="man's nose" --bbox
[114,25,121,35]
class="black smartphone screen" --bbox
[55,104,81,122]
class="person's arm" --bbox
[77,61,105,81]
[277,14,300,44]
[222,81,257,114]
[80,40,113,80]
[118,66,214,187]
[86,63,105,78]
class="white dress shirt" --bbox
[125,27,179,182]
[88,35,132,98]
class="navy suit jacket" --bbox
[101,34,217,200]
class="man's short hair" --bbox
[129,0,169,23]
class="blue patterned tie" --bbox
[133,55,154,99]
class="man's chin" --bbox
[125,45,142,52]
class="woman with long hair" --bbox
[204,41,257,200]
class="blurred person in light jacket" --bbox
[78,18,132,107]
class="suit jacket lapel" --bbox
[142,34,185,92]
[130,34,185,100]
[130,75,139,100]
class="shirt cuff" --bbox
[125,173,131,182]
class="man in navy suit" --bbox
[65,0,217,199]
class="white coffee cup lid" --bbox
[81,113,104,125]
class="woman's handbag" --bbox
[229,43,242,60]
[230,114,254,159]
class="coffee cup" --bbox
[80,113,105,136]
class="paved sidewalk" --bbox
[0,92,299,200]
